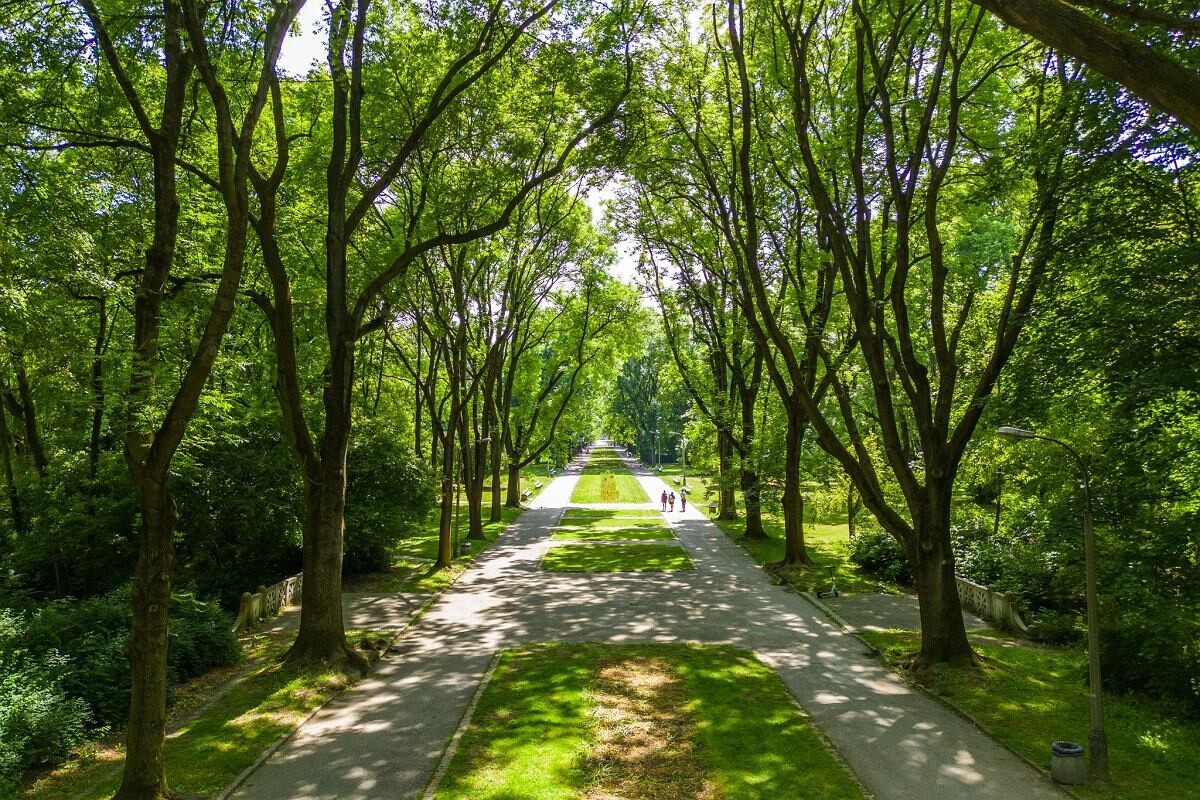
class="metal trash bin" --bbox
[459,541,472,556]
[1050,741,1086,784]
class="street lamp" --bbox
[997,426,1108,781]
[668,431,688,486]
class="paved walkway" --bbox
[232,444,1066,800]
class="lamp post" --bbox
[668,431,688,486]
[997,426,1108,781]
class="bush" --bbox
[343,422,438,573]
[11,588,240,730]
[172,414,304,612]
[0,613,92,793]
[847,529,912,584]
[1024,609,1084,646]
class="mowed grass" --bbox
[862,630,1200,800]
[560,508,661,521]
[553,509,671,541]
[570,471,649,504]
[433,642,864,800]
[570,448,650,504]
[542,543,693,572]
[711,501,900,594]
[550,526,675,541]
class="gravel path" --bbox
[231,444,1066,800]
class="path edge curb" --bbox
[420,650,503,800]
[799,591,1080,800]
[218,520,517,800]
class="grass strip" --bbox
[560,509,661,520]
[549,527,675,542]
[432,642,863,800]
[861,629,1200,800]
[569,472,649,504]
[541,543,693,572]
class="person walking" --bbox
[680,492,687,511]
[661,490,668,511]
[668,491,676,512]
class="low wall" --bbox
[955,575,1028,633]
[232,573,303,633]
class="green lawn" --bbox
[550,526,675,542]
[862,629,1200,800]
[560,509,661,521]
[710,500,901,594]
[569,472,649,504]
[541,543,693,572]
[375,505,523,593]
[433,642,864,800]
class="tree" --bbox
[763,0,1087,667]
[248,0,639,670]
[970,0,1200,134]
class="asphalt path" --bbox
[231,443,1066,800]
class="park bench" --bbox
[521,489,532,500]
[534,481,543,489]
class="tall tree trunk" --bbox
[908,481,974,669]
[10,351,47,476]
[506,459,522,508]
[88,297,108,482]
[490,430,503,521]
[436,433,455,568]
[847,482,859,540]
[119,483,176,799]
[0,404,23,533]
[780,416,814,566]
[740,468,765,539]
[286,335,367,674]
[717,427,737,520]
[739,372,764,537]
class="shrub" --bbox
[12,588,239,730]
[0,614,92,793]
[172,414,304,612]
[343,422,438,573]
[847,529,912,585]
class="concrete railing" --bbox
[232,573,302,633]
[955,575,1028,633]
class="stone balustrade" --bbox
[955,575,1028,633]
[232,573,303,633]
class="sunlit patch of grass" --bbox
[550,526,675,542]
[433,643,863,800]
[570,472,649,504]
[560,509,661,522]
[861,629,1200,800]
[541,543,693,572]
[713,513,901,595]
